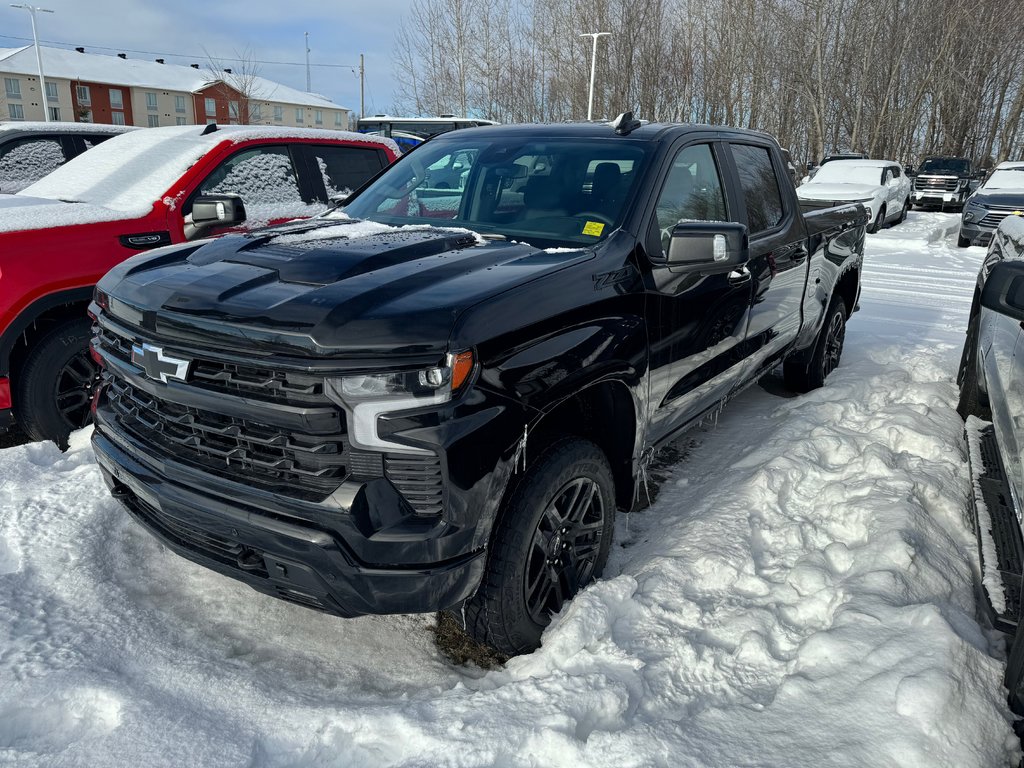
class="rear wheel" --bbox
[13,317,98,448]
[461,437,616,656]
[784,297,847,393]
[957,311,989,419]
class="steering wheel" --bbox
[574,211,614,226]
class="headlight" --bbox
[325,351,475,453]
[963,201,986,223]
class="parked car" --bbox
[912,156,977,211]
[0,121,136,193]
[958,161,1024,247]
[957,213,1024,714]
[89,116,867,656]
[0,124,399,445]
[796,158,911,233]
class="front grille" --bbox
[915,176,958,192]
[980,210,1019,228]
[97,326,325,406]
[106,377,349,499]
[386,454,444,516]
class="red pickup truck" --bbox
[0,123,398,444]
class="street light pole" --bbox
[579,31,610,122]
[10,4,54,122]
[304,32,311,92]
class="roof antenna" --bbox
[201,123,219,135]
[611,111,642,136]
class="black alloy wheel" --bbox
[460,437,616,656]
[523,477,606,625]
[820,308,846,381]
[54,349,100,431]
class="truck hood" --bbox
[0,193,134,234]
[796,182,879,201]
[968,192,1024,208]
[99,218,594,360]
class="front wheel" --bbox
[461,437,616,656]
[867,205,886,234]
[13,317,98,448]
[783,297,847,393]
[957,233,971,248]
[897,198,910,224]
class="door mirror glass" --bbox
[981,261,1024,323]
[192,194,247,229]
[665,221,748,272]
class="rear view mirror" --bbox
[192,194,246,229]
[665,221,748,272]
[981,261,1024,323]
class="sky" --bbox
[0,0,411,115]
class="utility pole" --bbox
[579,31,610,122]
[359,53,365,119]
[304,32,311,92]
[10,4,54,122]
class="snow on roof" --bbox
[823,158,897,168]
[0,45,347,110]
[994,161,1024,169]
[0,120,137,135]
[14,124,395,218]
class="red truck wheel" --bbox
[13,317,98,448]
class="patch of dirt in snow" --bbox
[0,214,1019,767]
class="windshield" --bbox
[919,158,970,175]
[18,127,221,214]
[810,163,883,186]
[982,169,1024,191]
[340,135,651,247]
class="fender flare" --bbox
[0,287,94,375]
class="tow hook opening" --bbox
[236,548,264,571]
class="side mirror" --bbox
[192,194,246,229]
[664,221,748,272]
[981,260,1024,323]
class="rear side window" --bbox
[308,145,387,199]
[0,138,66,192]
[730,143,784,234]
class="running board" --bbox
[966,418,1024,633]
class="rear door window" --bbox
[729,143,784,235]
[0,138,67,192]
[306,144,389,200]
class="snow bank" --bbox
[0,212,1018,767]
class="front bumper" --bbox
[92,422,487,617]
[959,221,994,247]
[913,190,965,206]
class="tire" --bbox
[13,317,99,447]
[783,297,847,393]
[957,311,989,419]
[896,198,910,224]
[868,205,885,234]
[1005,626,1024,716]
[462,437,616,656]
[957,233,971,248]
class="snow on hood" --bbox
[0,194,133,234]
[797,182,881,200]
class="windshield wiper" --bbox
[477,232,507,241]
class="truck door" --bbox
[725,141,809,379]
[643,140,754,445]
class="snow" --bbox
[0,138,65,193]
[965,415,1006,613]
[0,121,136,136]
[0,126,395,232]
[0,211,1020,766]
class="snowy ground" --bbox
[0,211,1020,767]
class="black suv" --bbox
[0,121,135,193]
[90,119,867,655]
[912,156,977,211]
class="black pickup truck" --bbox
[912,156,978,211]
[89,117,867,655]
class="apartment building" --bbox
[0,45,349,129]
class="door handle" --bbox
[728,266,751,284]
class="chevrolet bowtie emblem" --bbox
[131,343,190,383]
